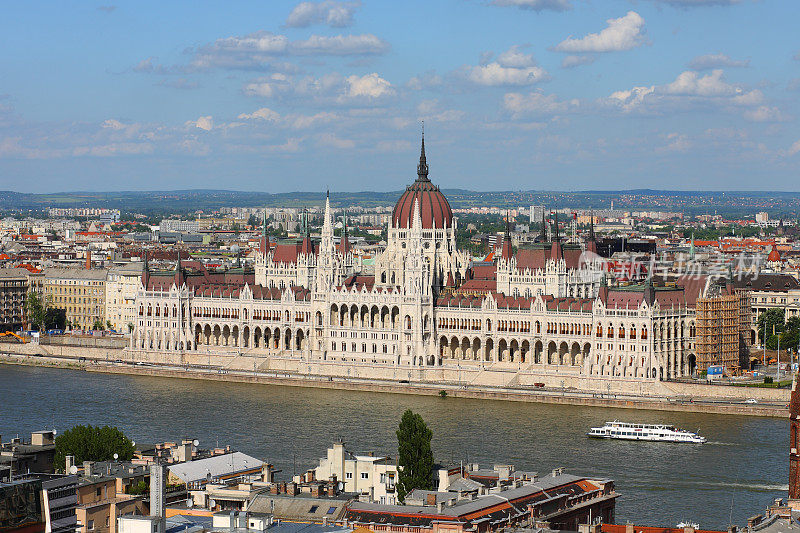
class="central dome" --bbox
[391,136,453,229]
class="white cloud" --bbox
[554,11,645,53]
[688,53,749,70]
[318,133,355,149]
[608,85,655,112]
[343,73,394,98]
[243,73,293,98]
[786,140,800,157]
[288,112,338,129]
[407,72,443,91]
[285,1,360,28]
[606,69,786,122]
[243,72,393,105]
[490,0,571,12]
[291,34,389,55]
[73,143,154,157]
[561,55,595,68]
[662,69,737,96]
[186,116,214,131]
[415,100,465,123]
[185,31,388,71]
[743,106,789,123]
[238,108,280,121]
[102,119,126,130]
[652,0,741,6]
[376,140,414,152]
[503,91,580,116]
[469,63,547,86]
[496,45,535,68]
[657,133,691,153]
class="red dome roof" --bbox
[391,137,453,229]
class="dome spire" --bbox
[417,123,429,181]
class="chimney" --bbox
[426,493,437,506]
[626,524,634,533]
[65,455,75,472]
[83,461,94,476]
[149,464,166,526]
[85,249,91,270]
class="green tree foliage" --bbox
[25,291,47,331]
[45,308,66,330]
[396,409,434,502]
[127,480,149,495]
[780,317,800,353]
[54,425,135,472]
[758,308,785,348]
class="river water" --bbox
[0,365,788,529]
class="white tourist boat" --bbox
[587,421,706,443]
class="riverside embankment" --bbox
[0,338,789,417]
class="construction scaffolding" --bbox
[695,285,751,374]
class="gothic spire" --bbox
[553,212,559,242]
[589,210,595,241]
[540,210,547,242]
[416,126,429,181]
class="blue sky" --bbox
[0,0,798,193]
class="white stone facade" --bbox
[129,153,698,381]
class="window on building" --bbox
[345,472,353,479]
[88,520,94,531]
[309,506,319,513]
[327,507,337,514]
[361,472,369,479]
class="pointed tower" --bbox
[316,191,337,292]
[300,210,314,255]
[417,128,429,181]
[260,207,270,258]
[339,210,351,255]
[141,251,150,288]
[550,212,563,260]
[643,273,656,306]
[598,273,609,303]
[174,254,184,287]
[586,210,598,255]
[689,233,696,261]
[539,210,547,243]
[501,211,513,260]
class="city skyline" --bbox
[0,0,799,192]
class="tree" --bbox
[54,425,135,472]
[92,318,105,331]
[396,409,434,502]
[45,308,66,330]
[780,316,800,355]
[758,308,785,348]
[25,291,47,331]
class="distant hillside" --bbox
[1,189,799,218]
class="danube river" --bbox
[1,365,787,529]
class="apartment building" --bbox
[313,441,398,505]
[0,268,31,332]
[44,268,108,330]
[105,263,143,333]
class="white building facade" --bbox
[129,138,697,381]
